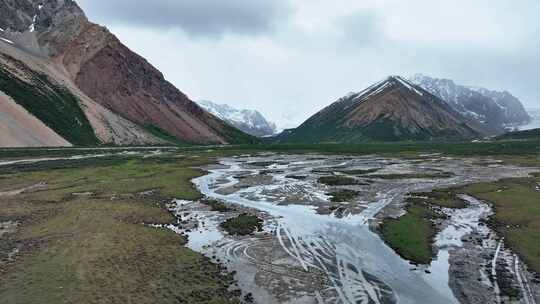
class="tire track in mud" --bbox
[274,221,397,304]
[217,223,395,304]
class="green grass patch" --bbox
[285,175,307,180]
[201,199,232,212]
[410,189,467,209]
[248,161,275,167]
[363,172,454,180]
[337,168,380,175]
[318,176,364,186]
[381,201,441,265]
[327,189,360,202]
[220,214,263,236]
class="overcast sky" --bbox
[77,0,540,129]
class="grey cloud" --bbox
[77,0,292,37]
[337,10,385,48]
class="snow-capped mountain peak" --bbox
[197,100,277,137]
[334,76,426,108]
[410,74,530,130]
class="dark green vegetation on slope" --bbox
[0,155,239,304]
[280,118,475,144]
[326,189,360,202]
[0,54,99,146]
[217,121,262,145]
[143,124,188,145]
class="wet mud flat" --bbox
[168,153,538,304]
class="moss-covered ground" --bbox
[0,154,239,304]
[380,199,442,265]
[220,214,263,236]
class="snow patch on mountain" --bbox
[343,76,427,107]
[197,100,277,137]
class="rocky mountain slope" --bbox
[197,100,277,137]
[278,76,484,143]
[410,74,530,131]
[0,0,255,146]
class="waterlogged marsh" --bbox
[180,153,540,304]
[1,149,539,304]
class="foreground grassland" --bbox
[1,142,539,302]
[0,155,239,304]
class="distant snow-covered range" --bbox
[410,74,531,131]
[197,100,277,137]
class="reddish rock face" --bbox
[74,37,229,144]
[279,76,485,143]
[345,80,481,137]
